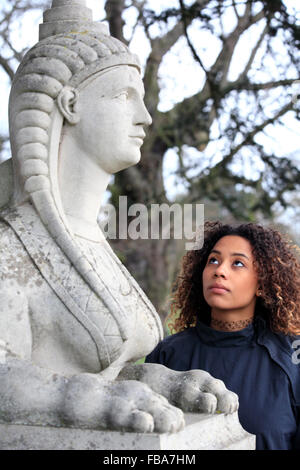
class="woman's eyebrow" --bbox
[210,249,250,260]
[232,252,250,260]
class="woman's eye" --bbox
[208,257,218,264]
[233,260,244,267]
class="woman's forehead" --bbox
[212,235,254,256]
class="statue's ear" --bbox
[57,86,80,124]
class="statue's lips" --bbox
[129,135,145,145]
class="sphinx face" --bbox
[68,65,152,174]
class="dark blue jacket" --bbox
[146,316,300,450]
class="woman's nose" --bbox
[214,262,227,278]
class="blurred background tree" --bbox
[0,0,299,325]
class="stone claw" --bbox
[216,390,239,415]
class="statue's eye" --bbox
[115,91,129,101]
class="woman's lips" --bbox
[209,284,230,294]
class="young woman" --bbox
[146,221,300,450]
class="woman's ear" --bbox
[57,86,80,124]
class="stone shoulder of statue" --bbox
[0,0,238,433]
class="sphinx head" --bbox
[9,0,150,207]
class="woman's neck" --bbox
[210,315,254,332]
[209,303,256,331]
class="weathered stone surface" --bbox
[0,159,13,207]
[0,413,255,450]
[0,0,254,447]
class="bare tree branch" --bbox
[178,0,209,74]
[209,98,295,170]
[143,1,210,117]
[236,23,269,82]
[212,7,266,89]
[0,55,14,81]
[105,0,128,44]
[2,0,300,309]
[158,4,272,151]
[232,0,241,20]
[226,78,299,93]
[0,0,49,80]
[3,34,25,63]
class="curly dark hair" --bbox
[168,221,300,336]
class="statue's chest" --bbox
[27,255,143,374]
[3,204,162,374]
[28,236,160,373]
[76,237,140,323]
[42,240,144,367]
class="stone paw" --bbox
[109,380,185,433]
[167,369,239,415]
[215,390,239,415]
[62,374,185,433]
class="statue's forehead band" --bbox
[69,54,141,88]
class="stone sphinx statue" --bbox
[0,0,238,435]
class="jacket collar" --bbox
[255,315,300,406]
[196,318,255,348]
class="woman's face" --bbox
[71,65,152,173]
[202,235,259,318]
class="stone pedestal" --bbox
[0,412,255,450]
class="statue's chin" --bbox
[112,152,141,173]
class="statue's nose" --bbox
[135,99,152,127]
